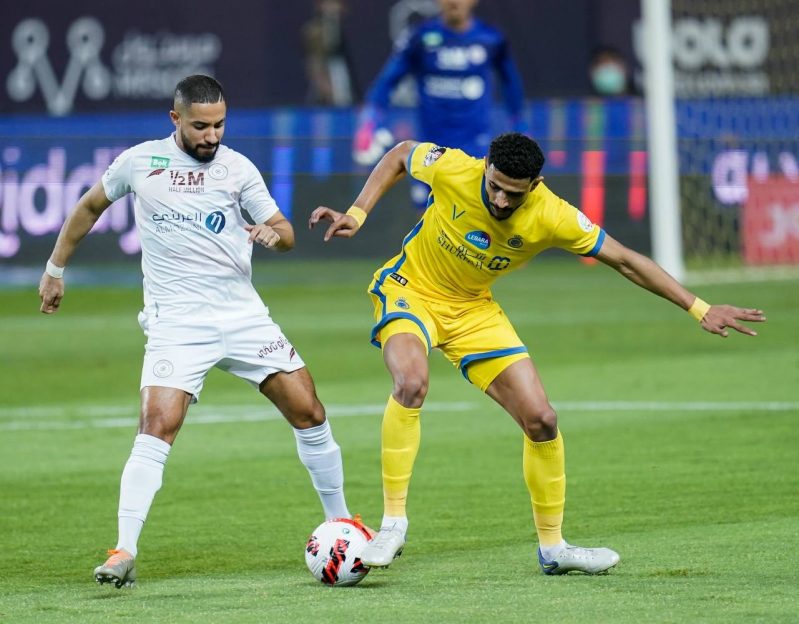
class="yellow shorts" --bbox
[369,283,529,391]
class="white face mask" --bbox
[591,63,627,96]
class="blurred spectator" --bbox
[588,46,635,97]
[353,0,527,209]
[303,0,358,105]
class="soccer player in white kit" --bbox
[38,75,354,588]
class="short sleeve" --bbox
[101,148,134,202]
[550,200,605,257]
[239,158,279,223]
[408,142,451,186]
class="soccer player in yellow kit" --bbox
[309,133,765,575]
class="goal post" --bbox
[640,0,799,282]
[641,0,685,282]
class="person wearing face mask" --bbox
[589,46,633,97]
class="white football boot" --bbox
[360,524,406,568]
[538,543,620,575]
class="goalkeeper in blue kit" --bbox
[354,0,527,209]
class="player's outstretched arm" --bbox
[39,180,112,314]
[595,234,766,337]
[310,140,417,242]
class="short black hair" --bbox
[487,133,545,180]
[174,75,225,108]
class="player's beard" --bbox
[182,131,219,163]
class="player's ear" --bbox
[169,109,180,128]
[531,175,544,190]
[484,156,489,173]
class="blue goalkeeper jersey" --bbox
[365,16,526,157]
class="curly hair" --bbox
[487,133,545,180]
[174,75,225,107]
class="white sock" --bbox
[539,540,568,559]
[381,515,409,535]
[116,433,171,558]
[293,420,350,520]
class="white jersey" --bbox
[102,135,278,319]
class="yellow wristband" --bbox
[346,205,367,228]
[687,297,711,322]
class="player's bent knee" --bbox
[290,400,326,429]
[520,404,558,440]
[392,371,428,407]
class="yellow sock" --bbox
[381,395,421,517]
[523,430,565,546]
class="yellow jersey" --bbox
[371,142,605,301]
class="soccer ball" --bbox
[305,517,373,586]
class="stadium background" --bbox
[2,0,797,267]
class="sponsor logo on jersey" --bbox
[508,235,523,248]
[169,170,205,193]
[423,75,485,100]
[423,146,447,166]
[395,297,410,310]
[576,211,594,233]
[150,156,170,168]
[205,211,226,234]
[389,272,408,286]
[147,168,166,178]
[465,230,491,250]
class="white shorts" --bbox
[138,310,306,401]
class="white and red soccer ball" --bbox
[305,517,374,586]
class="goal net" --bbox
[664,0,799,276]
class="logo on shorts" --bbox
[153,359,174,378]
[389,272,408,286]
[395,297,410,310]
[508,235,523,248]
[205,211,226,234]
[257,336,291,359]
[465,230,491,250]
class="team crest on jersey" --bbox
[508,235,523,248]
[423,146,447,166]
[395,297,410,310]
[422,31,443,47]
[576,211,594,233]
[208,163,228,180]
[465,230,491,250]
[150,156,170,168]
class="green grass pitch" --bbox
[1,258,797,623]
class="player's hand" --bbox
[308,206,361,241]
[39,273,64,314]
[700,305,766,337]
[245,223,281,249]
